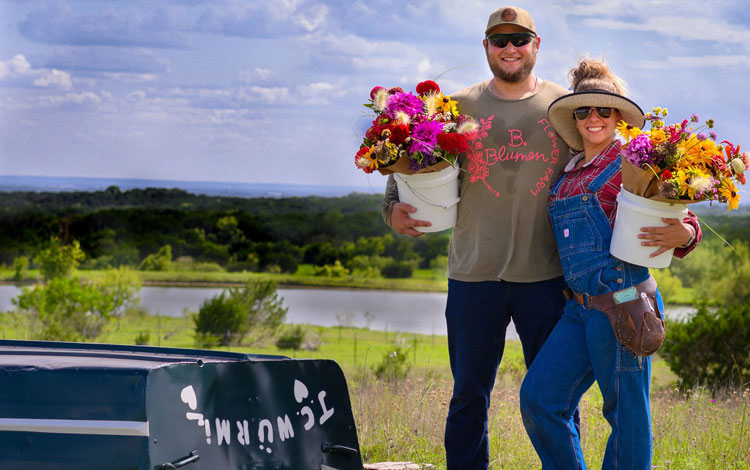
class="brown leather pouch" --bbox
[565,276,665,356]
[602,277,665,357]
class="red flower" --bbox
[354,147,374,173]
[416,80,440,95]
[389,125,410,146]
[661,169,672,180]
[365,120,389,142]
[387,86,403,95]
[369,86,386,100]
[437,132,468,155]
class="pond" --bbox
[0,285,696,339]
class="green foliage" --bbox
[13,276,112,341]
[95,266,142,317]
[313,260,350,277]
[35,237,85,281]
[193,280,287,347]
[275,325,307,351]
[372,346,410,381]
[660,302,750,389]
[650,268,683,304]
[429,255,449,279]
[134,330,150,345]
[12,256,29,281]
[381,260,415,278]
[139,244,173,271]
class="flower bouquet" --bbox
[355,81,477,232]
[355,80,477,175]
[611,108,747,267]
[616,107,746,210]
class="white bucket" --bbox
[394,164,460,233]
[610,187,688,268]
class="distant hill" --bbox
[0,174,385,198]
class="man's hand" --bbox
[391,202,431,237]
[639,217,694,257]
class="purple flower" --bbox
[408,120,444,160]
[624,133,654,166]
[385,92,424,119]
[709,131,718,140]
[697,132,707,141]
[691,113,700,123]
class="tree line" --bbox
[0,187,451,278]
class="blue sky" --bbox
[1,0,749,191]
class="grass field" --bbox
[1,309,746,469]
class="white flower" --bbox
[458,120,479,135]
[731,157,746,174]
[372,88,388,112]
[394,111,411,125]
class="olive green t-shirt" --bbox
[383,79,571,282]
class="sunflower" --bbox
[616,120,641,142]
[436,94,458,115]
[719,179,741,211]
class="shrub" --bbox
[381,260,414,279]
[135,330,150,345]
[12,256,28,281]
[660,302,750,390]
[193,280,287,347]
[275,325,307,351]
[373,346,410,381]
[313,260,349,277]
[139,245,172,271]
[35,237,85,281]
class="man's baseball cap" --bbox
[485,6,536,36]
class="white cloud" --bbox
[33,69,74,90]
[0,54,73,90]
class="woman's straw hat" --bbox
[548,89,645,151]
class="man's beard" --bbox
[488,51,537,83]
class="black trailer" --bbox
[0,339,363,470]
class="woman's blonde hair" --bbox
[569,58,628,95]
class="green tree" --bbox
[95,266,142,318]
[34,237,85,281]
[661,302,750,389]
[194,280,287,346]
[139,244,173,271]
[13,277,112,341]
[12,256,29,281]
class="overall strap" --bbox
[587,155,622,193]
[549,162,571,197]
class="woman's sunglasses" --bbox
[486,32,536,49]
[573,107,616,120]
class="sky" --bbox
[1,0,749,192]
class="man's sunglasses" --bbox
[573,107,616,120]
[486,32,536,49]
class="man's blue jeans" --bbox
[444,276,567,470]
[519,297,659,470]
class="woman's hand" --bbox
[638,218,695,257]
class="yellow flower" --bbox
[649,128,667,145]
[437,93,458,115]
[616,120,641,142]
[719,179,741,211]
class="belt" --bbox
[563,276,657,311]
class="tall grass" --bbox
[350,369,750,469]
[1,311,747,469]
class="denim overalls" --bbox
[520,156,662,470]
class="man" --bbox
[382,6,571,469]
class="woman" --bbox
[519,59,701,469]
